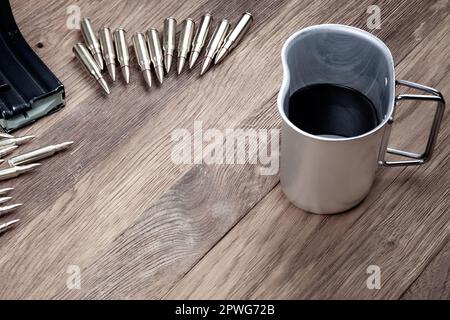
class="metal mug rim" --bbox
[278,24,396,142]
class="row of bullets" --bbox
[0,132,73,235]
[73,12,253,94]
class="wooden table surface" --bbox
[0,0,448,299]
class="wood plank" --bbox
[0,0,447,299]
[166,18,450,299]
[49,0,396,299]
[57,2,449,299]
[0,0,312,299]
[7,0,446,225]
[401,240,450,300]
[167,171,448,299]
[167,117,449,299]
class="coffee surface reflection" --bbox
[288,83,380,138]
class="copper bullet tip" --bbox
[0,196,12,204]
[0,203,23,217]
[94,52,104,70]
[0,187,14,195]
[0,219,20,233]
[122,66,130,84]
[214,48,227,64]
[177,56,186,75]
[164,55,173,73]
[143,69,152,88]
[200,56,212,75]
[107,63,116,81]
[98,77,110,94]
[189,51,200,69]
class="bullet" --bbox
[0,145,18,158]
[147,28,164,84]
[177,19,195,74]
[0,164,40,181]
[201,19,230,75]
[0,136,35,148]
[0,133,14,139]
[190,14,212,69]
[73,43,110,94]
[114,28,131,84]
[0,197,12,205]
[8,141,73,167]
[133,32,152,88]
[99,27,116,81]
[163,18,176,73]
[80,18,104,70]
[0,187,14,196]
[0,205,22,217]
[215,13,253,64]
[0,219,20,233]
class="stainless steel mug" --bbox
[278,24,445,214]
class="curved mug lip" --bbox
[278,24,396,142]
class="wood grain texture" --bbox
[0,0,448,299]
[168,11,450,298]
[401,241,450,300]
[166,19,450,297]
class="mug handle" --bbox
[379,80,446,167]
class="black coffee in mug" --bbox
[288,83,380,138]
